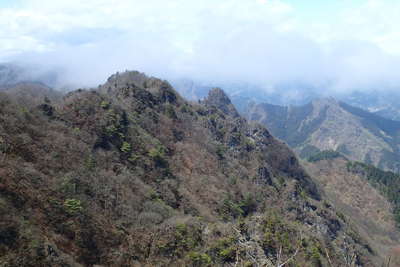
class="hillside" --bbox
[245,98,400,172]
[0,71,381,266]
[304,156,400,265]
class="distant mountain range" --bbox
[245,98,400,173]
[0,63,60,89]
[172,78,400,122]
[2,62,400,121]
[341,90,400,121]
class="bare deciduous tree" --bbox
[232,227,302,267]
[342,237,357,267]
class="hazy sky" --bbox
[1,0,400,91]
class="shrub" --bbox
[63,199,83,214]
[157,223,202,258]
[336,211,346,222]
[180,105,190,113]
[187,251,211,266]
[239,194,257,216]
[120,142,132,153]
[148,145,167,167]
[219,197,243,219]
[243,138,255,151]
[219,194,257,219]
[128,154,140,163]
[310,245,322,266]
[60,178,77,195]
[216,144,226,159]
[0,136,8,153]
[165,104,177,119]
[212,236,237,262]
[84,155,96,170]
[100,101,110,109]
[105,125,118,137]
[261,213,298,255]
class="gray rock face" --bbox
[203,87,240,118]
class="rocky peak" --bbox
[100,71,181,105]
[203,87,239,118]
[105,70,148,89]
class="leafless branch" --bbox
[324,247,333,267]
[276,246,282,266]
[278,246,300,267]
[386,256,391,267]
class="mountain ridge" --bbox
[245,97,400,173]
[0,70,382,266]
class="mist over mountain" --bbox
[0,63,60,89]
[0,62,78,94]
[3,1,400,101]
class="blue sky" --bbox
[1,0,400,90]
[0,0,20,7]
[288,0,351,22]
[0,0,11,6]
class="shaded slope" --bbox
[0,71,378,266]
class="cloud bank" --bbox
[1,0,400,92]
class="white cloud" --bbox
[308,0,400,55]
[1,0,400,92]
[0,0,293,53]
